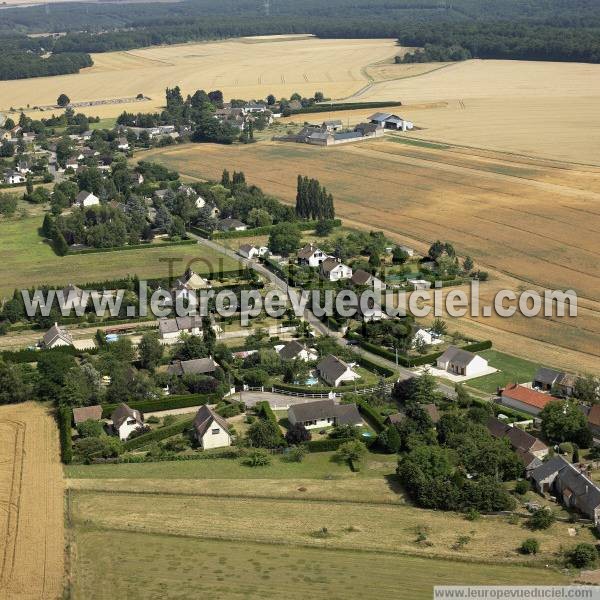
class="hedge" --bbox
[256,400,285,443]
[355,398,386,433]
[355,355,395,378]
[122,417,194,451]
[58,406,73,464]
[1,345,80,364]
[68,238,196,255]
[212,218,342,240]
[101,393,219,418]
[189,225,211,238]
[289,101,403,115]
[304,437,356,452]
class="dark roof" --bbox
[72,405,103,425]
[320,257,343,275]
[386,412,406,425]
[75,190,94,203]
[168,357,217,376]
[534,367,563,386]
[516,449,543,470]
[110,403,143,430]
[297,243,322,260]
[159,316,203,335]
[278,340,306,360]
[437,345,478,368]
[317,355,351,384]
[530,455,570,484]
[289,399,336,423]
[423,403,441,424]
[351,269,372,286]
[333,132,362,141]
[43,323,72,347]
[288,400,362,426]
[218,218,246,230]
[486,416,547,454]
[193,405,230,439]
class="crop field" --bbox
[0,402,64,600]
[138,141,600,373]
[0,37,398,119]
[0,214,240,298]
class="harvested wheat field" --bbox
[138,141,600,372]
[0,402,64,600]
[0,37,398,118]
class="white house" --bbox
[412,328,443,348]
[117,137,130,151]
[42,323,73,349]
[110,403,144,440]
[218,218,247,232]
[317,355,361,387]
[320,257,352,282]
[297,243,331,268]
[75,190,100,207]
[158,316,203,341]
[288,399,362,430]
[193,405,232,450]
[172,270,211,302]
[436,346,489,377]
[407,278,431,290]
[4,171,26,185]
[275,340,318,362]
[238,244,268,260]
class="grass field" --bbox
[137,141,600,374]
[466,350,541,394]
[69,528,568,600]
[0,213,240,297]
[0,402,64,600]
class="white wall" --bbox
[201,422,232,449]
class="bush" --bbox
[528,508,555,530]
[122,418,194,450]
[355,398,386,433]
[335,440,367,464]
[162,415,177,427]
[520,538,540,555]
[559,442,574,455]
[101,393,218,417]
[77,419,106,439]
[285,445,307,463]
[566,543,597,569]
[285,422,311,445]
[58,406,72,464]
[242,449,272,467]
[304,437,355,452]
[514,480,531,495]
[163,437,191,453]
[464,508,480,521]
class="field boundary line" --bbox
[0,419,25,591]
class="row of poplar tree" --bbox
[295,175,335,221]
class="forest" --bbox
[0,0,599,80]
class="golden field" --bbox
[137,140,600,373]
[0,403,64,600]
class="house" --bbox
[42,323,73,349]
[487,416,548,469]
[368,112,414,131]
[117,137,130,151]
[275,340,318,362]
[556,373,577,397]
[399,245,415,257]
[129,172,144,186]
[297,243,331,268]
[60,283,87,312]
[192,405,232,450]
[499,383,557,417]
[322,119,343,132]
[168,357,218,377]
[4,171,26,185]
[72,405,103,427]
[354,122,382,137]
[238,244,268,259]
[586,405,600,438]
[74,190,100,207]
[530,455,600,526]
[436,346,489,377]
[351,269,386,291]
[171,271,211,302]
[317,355,360,387]
[320,257,352,282]
[218,218,247,232]
[158,316,203,340]
[17,158,32,174]
[110,403,144,440]
[412,328,443,348]
[287,399,362,430]
[65,158,80,172]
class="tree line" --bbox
[295,176,335,221]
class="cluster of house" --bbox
[118,124,180,142]
[215,101,275,132]
[72,401,232,449]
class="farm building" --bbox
[533,367,576,396]
[193,405,232,450]
[317,355,360,387]
[436,346,489,377]
[368,112,414,131]
[498,383,557,417]
[287,399,362,430]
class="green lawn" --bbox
[0,214,240,295]
[466,350,541,394]
[70,528,568,599]
[65,451,398,480]
[89,117,118,130]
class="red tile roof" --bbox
[501,383,557,410]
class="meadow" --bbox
[69,528,568,600]
[0,402,64,600]
[138,140,600,373]
[0,212,240,297]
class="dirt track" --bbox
[0,403,64,600]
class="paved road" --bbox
[190,233,456,398]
